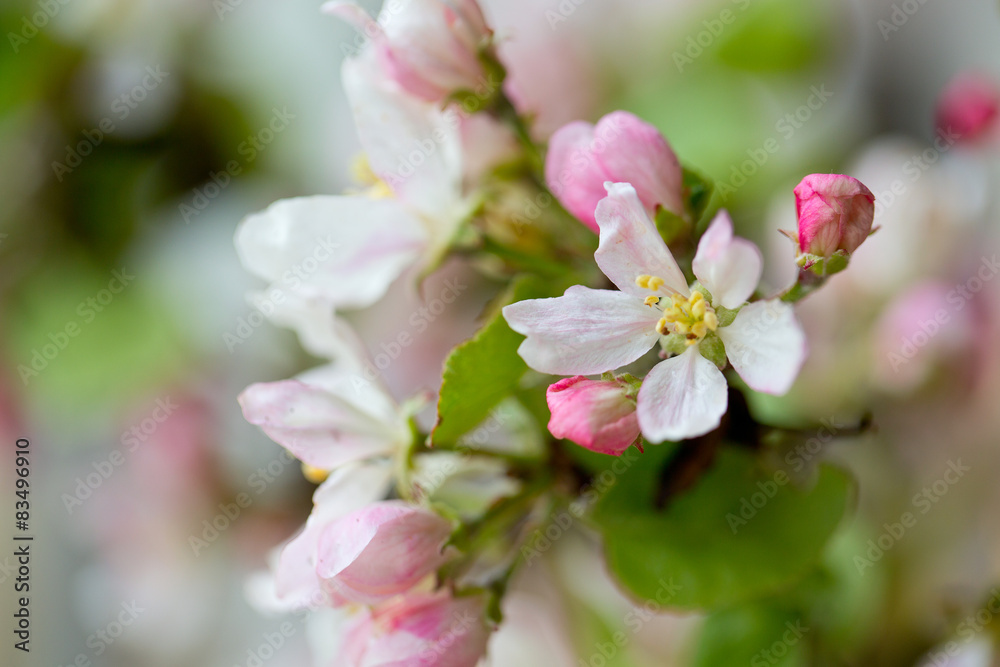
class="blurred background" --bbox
[2,0,999,665]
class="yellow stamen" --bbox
[635,274,666,291]
[350,154,394,199]
[301,463,330,484]
[644,295,660,307]
[659,291,718,344]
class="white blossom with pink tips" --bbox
[235,44,471,323]
[503,182,807,442]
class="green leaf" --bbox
[682,166,715,225]
[592,447,852,610]
[431,275,562,446]
[693,603,808,667]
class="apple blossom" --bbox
[325,0,494,104]
[545,111,684,233]
[545,376,640,455]
[317,501,454,606]
[503,183,806,442]
[235,48,470,322]
[791,174,876,268]
[342,590,491,667]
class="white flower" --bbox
[234,47,471,330]
[502,183,807,442]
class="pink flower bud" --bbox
[327,0,492,103]
[546,376,640,456]
[545,111,684,233]
[343,591,490,667]
[316,501,453,605]
[936,72,1000,144]
[793,174,875,259]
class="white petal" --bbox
[342,55,467,228]
[692,210,762,309]
[502,285,661,376]
[717,300,807,395]
[238,363,407,470]
[636,347,728,443]
[594,183,689,298]
[235,195,427,309]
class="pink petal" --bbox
[594,183,689,298]
[717,300,807,395]
[544,112,685,232]
[592,111,684,218]
[636,348,728,443]
[544,121,608,232]
[546,376,640,456]
[691,210,762,309]
[273,462,393,609]
[793,174,875,257]
[316,501,453,605]
[503,285,661,376]
[235,195,427,310]
[350,591,489,667]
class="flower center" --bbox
[659,291,718,343]
[637,275,718,345]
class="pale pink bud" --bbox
[546,376,640,456]
[545,111,684,233]
[935,73,1000,144]
[793,174,875,258]
[343,591,490,667]
[327,0,492,103]
[316,501,453,605]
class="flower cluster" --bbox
[233,1,876,664]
